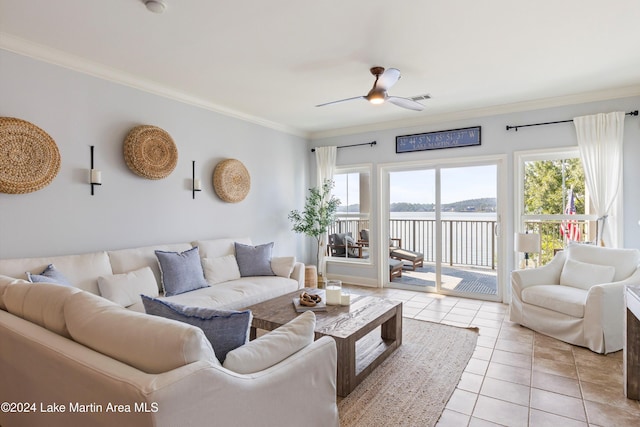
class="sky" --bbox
[332,164,497,206]
[390,165,496,204]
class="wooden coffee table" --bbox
[243,288,402,396]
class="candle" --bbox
[194,178,202,191]
[325,280,342,305]
[340,292,351,306]
[90,169,102,184]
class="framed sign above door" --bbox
[396,126,481,153]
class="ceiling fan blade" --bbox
[387,96,425,111]
[375,68,401,91]
[315,96,366,107]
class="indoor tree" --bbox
[288,179,341,273]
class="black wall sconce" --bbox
[192,160,202,199]
[90,145,102,195]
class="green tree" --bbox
[288,180,341,270]
[524,158,585,214]
[523,158,586,264]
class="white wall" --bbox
[0,51,310,260]
[312,96,640,289]
[2,48,639,281]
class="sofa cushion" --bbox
[0,251,112,294]
[331,233,350,256]
[202,255,241,285]
[158,276,299,310]
[192,237,252,259]
[3,282,81,338]
[235,242,275,277]
[521,284,588,318]
[155,246,209,296]
[27,264,72,286]
[65,291,218,373]
[107,242,193,293]
[0,275,29,310]
[98,266,159,307]
[224,311,315,374]
[566,243,640,282]
[270,256,296,278]
[560,258,616,290]
[142,296,251,363]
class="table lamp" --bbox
[515,232,541,268]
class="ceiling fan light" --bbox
[368,91,385,104]
[145,0,167,14]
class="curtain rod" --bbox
[311,141,376,152]
[506,110,638,132]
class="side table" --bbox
[624,285,640,400]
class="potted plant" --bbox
[288,179,341,281]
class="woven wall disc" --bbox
[213,159,250,203]
[0,117,61,194]
[124,125,177,180]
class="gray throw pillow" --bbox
[141,295,252,363]
[27,264,72,286]
[234,242,275,277]
[155,246,209,296]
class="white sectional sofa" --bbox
[0,237,305,311]
[0,237,339,427]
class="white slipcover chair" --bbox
[510,244,640,354]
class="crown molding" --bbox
[0,32,308,139]
[308,86,640,140]
[3,32,639,142]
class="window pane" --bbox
[524,158,586,215]
[520,154,592,265]
[330,170,370,260]
[334,173,363,214]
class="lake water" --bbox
[391,212,497,221]
[389,211,498,267]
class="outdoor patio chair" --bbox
[359,229,402,251]
[359,228,419,270]
[328,232,364,258]
[389,258,403,281]
[390,247,424,270]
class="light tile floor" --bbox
[344,285,640,427]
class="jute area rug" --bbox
[338,319,478,427]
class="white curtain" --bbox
[314,146,337,276]
[573,111,625,248]
[315,146,337,187]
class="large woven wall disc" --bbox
[0,117,61,194]
[213,159,251,203]
[124,125,177,180]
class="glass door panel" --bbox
[389,169,437,291]
[440,165,498,297]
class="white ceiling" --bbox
[2,0,640,139]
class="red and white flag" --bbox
[560,189,581,241]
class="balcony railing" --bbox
[329,217,497,269]
[328,216,594,269]
[523,219,593,265]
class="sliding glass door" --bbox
[386,160,502,300]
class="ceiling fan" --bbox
[316,67,426,111]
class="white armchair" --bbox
[510,244,640,354]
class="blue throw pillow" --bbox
[155,247,209,296]
[234,242,275,277]
[27,264,72,286]
[141,296,252,363]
